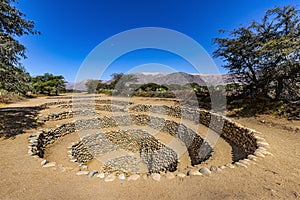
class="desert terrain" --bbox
[0,94,299,200]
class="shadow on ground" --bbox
[0,107,43,139]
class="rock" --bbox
[165,172,175,180]
[40,159,48,166]
[38,117,46,122]
[29,137,38,142]
[128,174,140,181]
[76,171,89,175]
[199,168,211,176]
[118,174,126,180]
[188,170,202,176]
[254,151,265,157]
[210,166,222,172]
[210,166,217,171]
[105,174,116,182]
[151,173,161,181]
[235,162,248,168]
[255,136,266,142]
[257,147,267,151]
[239,160,250,165]
[32,155,40,159]
[225,163,235,169]
[252,130,262,135]
[219,166,226,169]
[257,141,270,148]
[28,149,34,156]
[248,155,257,161]
[30,134,39,138]
[81,165,88,170]
[42,162,56,168]
[88,171,98,178]
[28,142,38,147]
[96,173,105,179]
[260,151,273,156]
[176,173,186,178]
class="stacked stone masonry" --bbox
[28,100,267,178]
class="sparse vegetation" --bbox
[214,5,300,101]
[0,3,300,199]
[0,3,298,119]
[0,0,40,95]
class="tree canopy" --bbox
[136,83,168,92]
[31,73,66,95]
[110,73,137,95]
[214,5,300,100]
[85,79,105,94]
[0,0,40,94]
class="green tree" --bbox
[137,83,169,92]
[109,73,124,89]
[0,0,40,94]
[214,5,300,100]
[31,73,66,95]
[85,79,103,94]
[258,6,300,100]
[110,73,137,95]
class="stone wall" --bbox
[39,99,132,110]
[74,114,213,166]
[29,113,213,173]
[37,106,124,122]
[71,129,178,174]
[28,122,75,157]
[131,104,258,158]
[29,102,261,175]
[70,141,93,163]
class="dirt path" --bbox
[0,95,299,199]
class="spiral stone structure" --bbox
[28,95,271,181]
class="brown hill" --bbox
[66,72,237,91]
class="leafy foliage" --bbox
[85,80,103,94]
[31,73,66,95]
[136,83,168,92]
[214,5,300,100]
[85,73,137,95]
[0,65,31,94]
[110,73,137,95]
[0,0,40,94]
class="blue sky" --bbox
[18,0,298,82]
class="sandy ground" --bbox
[0,94,299,200]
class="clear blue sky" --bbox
[17,0,298,82]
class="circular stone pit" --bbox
[28,95,271,181]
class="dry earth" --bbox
[0,94,299,200]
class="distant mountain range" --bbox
[66,80,88,91]
[130,72,235,86]
[66,72,237,91]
